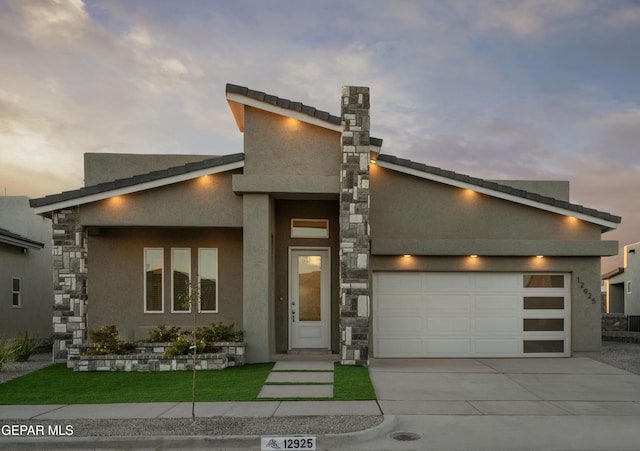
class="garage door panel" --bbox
[473,339,521,355]
[377,316,422,333]
[425,338,471,355]
[424,295,471,312]
[475,295,520,312]
[474,274,520,290]
[426,273,473,290]
[425,316,471,332]
[376,272,422,291]
[377,293,422,311]
[374,272,570,358]
[377,339,423,356]
[473,317,520,333]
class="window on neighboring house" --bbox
[144,248,164,312]
[172,248,191,312]
[199,249,218,312]
[627,281,633,295]
[12,277,20,308]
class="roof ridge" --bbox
[376,153,621,224]
[30,153,245,208]
[226,83,383,147]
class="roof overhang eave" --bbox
[32,159,245,214]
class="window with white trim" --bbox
[291,219,329,238]
[172,248,191,312]
[627,281,633,295]
[144,249,164,312]
[199,249,218,312]
[12,277,21,308]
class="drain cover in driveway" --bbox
[390,432,423,441]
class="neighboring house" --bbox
[31,84,621,364]
[0,197,53,341]
[602,242,640,315]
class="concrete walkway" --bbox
[258,360,335,398]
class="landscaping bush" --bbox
[10,330,41,362]
[85,325,135,355]
[198,322,244,343]
[164,334,206,357]
[0,340,13,372]
[147,325,182,343]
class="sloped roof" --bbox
[30,153,245,212]
[376,154,621,231]
[0,227,44,250]
[226,83,383,148]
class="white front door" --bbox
[289,248,330,349]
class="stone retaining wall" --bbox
[67,341,246,371]
[602,313,628,331]
[602,331,640,344]
[70,352,227,372]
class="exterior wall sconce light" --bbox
[403,254,412,258]
[470,255,478,258]
[536,255,544,259]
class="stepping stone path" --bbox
[258,361,335,399]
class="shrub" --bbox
[85,325,135,356]
[0,340,13,372]
[147,325,182,343]
[198,322,244,343]
[10,330,41,362]
[164,334,206,357]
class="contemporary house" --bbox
[602,242,640,315]
[0,196,53,341]
[31,84,621,364]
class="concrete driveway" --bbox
[357,357,640,450]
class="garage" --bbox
[373,272,570,358]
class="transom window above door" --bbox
[291,219,329,238]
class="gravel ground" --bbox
[1,341,639,437]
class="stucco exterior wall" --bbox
[243,107,341,177]
[0,197,52,341]
[84,153,219,186]
[87,227,243,342]
[371,255,603,352]
[80,170,243,227]
[370,165,607,252]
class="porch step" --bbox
[271,351,339,361]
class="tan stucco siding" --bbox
[371,255,603,352]
[243,107,341,177]
[88,228,243,342]
[371,165,603,247]
[80,170,243,227]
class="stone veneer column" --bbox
[339,86,371,366]
[51,207,88,361]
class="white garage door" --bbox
[374,272,570,358]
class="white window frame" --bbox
[171,248,192,313]
[198,248,219,313]
[12,277,21,309]
[291,218,329,239]
[627,281,633,295]
[144,248,164,313]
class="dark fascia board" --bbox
[602,267,625,280]
[0,228,44,250]
[225,83,383,148]
[376,153,622,228]
[30,153,245,209]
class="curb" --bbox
[0,415,396,450]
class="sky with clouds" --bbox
[1,0,638,272]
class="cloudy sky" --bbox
[1,0,638,271]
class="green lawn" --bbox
[0,362,376,404]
